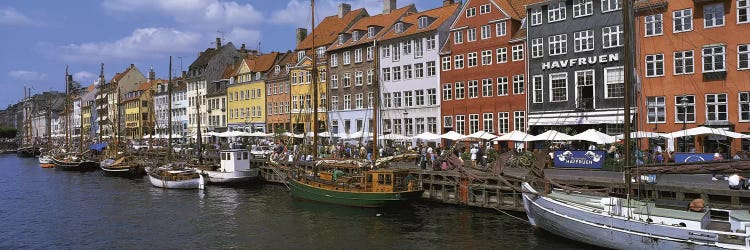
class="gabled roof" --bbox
[328,5,416,51]
[250,52,280,72]
[379,3,460,41]
[188,47,219,69]
[110,66,134,83]
[85,84,95,92]
[296,8,369,51]
[221,64,239,80]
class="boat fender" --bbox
[689,199,705,212]
[199,174,205,190]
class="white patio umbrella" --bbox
[142,134,152,139]
[336,132,350,140]
[440,131,466,141]
[216,131,250,138]
[570,129,617,145]
[493,130,533,141]
[349,131,373,139]
[667,126,747,139]
[305,131,316,138]
[248,131,268,137]
[413,132,442,141]
[378,133,408,140]
[615,131,667,140]
[527,130,573,141]
[467,131,498,140]
[318,131,333,137]
[204,131,218,137]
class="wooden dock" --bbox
[256,159,750,212]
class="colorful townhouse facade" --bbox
[227,52,278,132]
[265,52,294,134]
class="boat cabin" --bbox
[365,169,416,193]
[219,149,251,172]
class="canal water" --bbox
[0,154,594,249]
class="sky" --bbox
[0,0,442,108]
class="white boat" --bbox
[146,164,203,189]
[38,155,52,164]
[197,149,259,184]
[522,183,750,249]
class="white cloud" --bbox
[270,0,419,27]
[0,7,43,26]
[73,71,96,81]
[101,0,263,28]
[223,27,262,48]
[59,27,203,63]
[8,70,47,81]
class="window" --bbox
[497,112,509,134]
[550,73,568,102]
[330,53,338,67]
[382,67,391,81]
[382,45,390,58]
[443,83,452,101]
[497,76,508,96]
[442,56,451,71]
[645,14,663,36]
[427,88,437,105]
[393,119,402,134]
[478,50,493,66]
[392,66,401,81]
[604,67,624,98]
[414,39,423,58]
[427,36,436,50]
[468,80,479,98]
[403,65,413,80]
[601,0,620,12]
[343,51,351,65]
[480,4,491,14]
[418,16,429,29]
[512,45,524,61]
[415,63,424,78]
[393,44,400,61]
[673,9,693,33]
[367,46,374,61]
[645,54,665,77]
[574,30,594,52]
[739,44,749,70]
[343,95,351,110]
[482,79,493,97]
[343,73,351,87]
[741,92,750,121]
[704,93,729,122]
[532,75,543,103]
[368,26,376,38]
[548,2,566,22]
[703,45,726,72]
[426,61,436,77]
[355,71,363,86]
[352,31,360,42]
[497,47,508,63]
[530,9,542,26]
[469,114,479,134]
[415,90,425,106]
[415,118,425,134]
[513,75,524,95]
[297,50,305,61]
[548,34,567,56]
[382,93,391,108]
[481,113,494,133]
[573,0,593,18]
[354,48,362,63]
[330,74,338,89]
[467,28,476,42]
[427,117,437,133]
[602,25,623,48]
[468,52,478,67]
[444,116,453,128]
[496,22,507,37]
[355,93,363,109]
[455,115,465,135]
[674,50,694,75]
[455,82,465,99]
[740,0,750,24]
[394,22,404,33]
[704,3,725,28]
[466,7,476,17]
[481,25,491,39]
[454,31,463,44]
[403,41,412,55]
[531,38,544,58]
[646,96,666,123]
[675,95,695,123]
[513,111,525,132]
[393,92,402,108]
[331,96,339,111]
[455,55,464,69]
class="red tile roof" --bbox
[250,52,280,72]
[328,5,416,51]
[296,8,368,50]
[379,3,460,41]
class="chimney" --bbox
[215,37,222,49]
[182,71,186,78]
[130,63,135,68]
[148,66,155,81]
[338,3,351,18]
[240,43,247,53]
[383,0,396,14]
[443,0,454,6]
[296,28,308,47]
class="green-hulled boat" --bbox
[289,167,423,207]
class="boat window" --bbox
[221,153,226,160]
[236,152,241,160]
[385,174,392,185]
[378,174,385,184]
[366,174,372,183]
[243,152,248,160]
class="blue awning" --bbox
[89,142,108,152]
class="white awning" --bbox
[528,112,634,126]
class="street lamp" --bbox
[680,95,689,152]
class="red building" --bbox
[440,0,538,149]
[636,0,750,155]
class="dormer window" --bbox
[297,51,305,61]
[338,34,345,45]
[418,16,429,29]
[316,46,325,58]
[394,23,404,33]
[352,31,360,42]
[368,26,376,38]
[255,72,261,80]
[274,65,280,74]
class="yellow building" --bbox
[290,56,327,134]
[121,80,162,139]
[227,53,279,132]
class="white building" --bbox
[171,82,188,138]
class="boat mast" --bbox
[196,72,204,165]
[116,87,121,155]
[622,0,633,199]
[311,0,319,161]
[65,65,70,150]
[99,63,104,143]
[79,96,84,153]
[371,39,379,162]
[168,56,173,156]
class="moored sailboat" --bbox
[146,163,203,189]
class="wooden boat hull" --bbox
[200,168,260,184]
[16,147,40,158]
[147,174,200,189]
[100,159,145,177]
[289,178,424,207]
[52,157,98,171]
